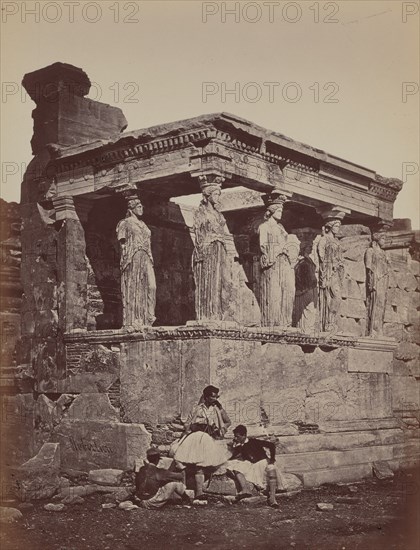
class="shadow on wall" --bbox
[82,196,124,330]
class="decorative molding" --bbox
[354,336,398,352]
[64,326,357,348]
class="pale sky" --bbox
[1,0,419,227]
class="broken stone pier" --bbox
[0,63,419,495]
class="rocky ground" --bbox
[1,469,419,550]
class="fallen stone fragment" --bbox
[118,501,138,510]
[61,495,85,505]
[0,507,23,523]
[335,496,361,505]
[44,503,65,512]
[193,500,208,506]
[348,486,358,493]
[102,503,116,509]
[373,461,394,480]
[13,443,60,501]
[280,474,303,492]
[316,503,334,511]
[88,469,124,486]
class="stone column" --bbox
[364,222,392,337]
[191,174,231,322]
[315,207,349,334]
[53,196,89,335]
[116,192,156,328]
[258,188,299,328]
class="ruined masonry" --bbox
[1,63,419,489]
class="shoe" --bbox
[194,494,208,501]
[234,492,252,502]
[268,501,280,509]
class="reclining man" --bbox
[134,448,192,509]
[226,424,285,508]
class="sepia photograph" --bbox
[0,1,419,548]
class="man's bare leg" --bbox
[266,464,279,507]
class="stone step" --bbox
[275,428,404,455]
[280,445,393,473]
[318,418,400,433]
[300,463,372,487]
[392,440,420,459]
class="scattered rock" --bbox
[335,496,361,504]
[118,501,138,510]
[316,503,334,511]
[0,507,23,523]
[88,469,124,486]
[17,502,34,511]
[348,486,358,493]
[193,500,208,506]
[102,503,116,509]
[61,495,85,505]
[44,503,65,512]
[373,461,394,480]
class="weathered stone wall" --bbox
[120,337,393,430]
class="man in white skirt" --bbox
[227,425,285,508]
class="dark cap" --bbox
[146,448,160,459]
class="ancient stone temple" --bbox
[1,63,419,488]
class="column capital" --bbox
[52,195,78,221]
[191,172,226,189]
[316,205,351,222]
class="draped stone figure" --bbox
[192,177,228,321]
[258,194,300,327]
[116,197,156,327]
[317,219,344,333]
[365,233,390,336]
[293,241,318,333]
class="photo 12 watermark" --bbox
[202,81,340,104]
[201,1,340,24]
[1,81,140,104]
[1,1,141,24]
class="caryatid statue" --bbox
[365,232,391,337]
[316,214,345,333]
[258,190,300,327]
[116,196,156,327]
[192,175,229,321]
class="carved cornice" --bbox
[64,326,357,348]
[369,175,403,203]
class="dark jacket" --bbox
[135,462,183,500]
[230,438,276,464]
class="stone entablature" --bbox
[48,112,401,224]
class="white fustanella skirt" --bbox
[174,432,231,468]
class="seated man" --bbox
[227,425,284,508]
[135,448,192,509]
